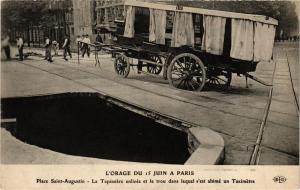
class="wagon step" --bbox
[244,73,272,86]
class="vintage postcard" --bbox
[1,0,299,189]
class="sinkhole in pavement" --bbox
[1,93,190,164]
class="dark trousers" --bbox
[45,46,52,61]
[63,46,72,59]
[3,46,11,59]
[82,44,90,57]
[18,45,24,60]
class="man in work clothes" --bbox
[52,40,59,56]
[45,37,53,62]
[82,34,91,58]
[17,36,24,61]
[1,35,11,59]
[62,35,72,61]
[95,32,103,51]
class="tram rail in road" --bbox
[250,45,299,165]
[285,51,299,114]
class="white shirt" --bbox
[76,37,81,43]
[82,37,90,44]
[62,38,68,48]
[17,38,23,47]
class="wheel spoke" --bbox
[213,76,227,83]
[191,78,200,87]
[173,74,185,81]
[191,68,202,75]
[172,69,184,75]
[172,73,184,78]
[176,78,184,88]
[176,61,185,70]
[174,64,184,72]
[193,72,203,77]
[181,79,186,89]
[188,80,196,90]
[184,80,190,90]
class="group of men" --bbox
[45,33,101,62]
[44,35,72,62]
[12,35,72,63]
[2,35,24,61]
[4,32,104,62]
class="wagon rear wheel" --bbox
[114,54,130,78]
[146,56,163,75]
[167,53,206,91]
[206,68,232,87]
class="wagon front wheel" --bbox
[114,54,130,78]
[167,53,206,91]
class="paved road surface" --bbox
[1,43,298,165]
[257,43,299,164]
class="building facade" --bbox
[72,0,94,36]
[95,0,125,32]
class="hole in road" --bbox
[1,93,190,164]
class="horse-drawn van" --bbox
[100,0,278,91]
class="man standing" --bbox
[17,36,24,61]
[95,32,103,51]
[82,34,90,58]
[76,35,81,46]
[62,35,72,61]
[1,35,11,59]
[52,40,59,56]
[96,33,103,44]
[45,37,53,62]
[75,35,82,55]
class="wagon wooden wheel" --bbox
[146,55,163,75]
[206,68,232,87]
[167,53,206,91]
[114,54,130,78]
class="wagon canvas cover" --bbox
[123,0,278,62]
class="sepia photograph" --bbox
[0,0,299,189]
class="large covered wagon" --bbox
[105,0,278,91]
